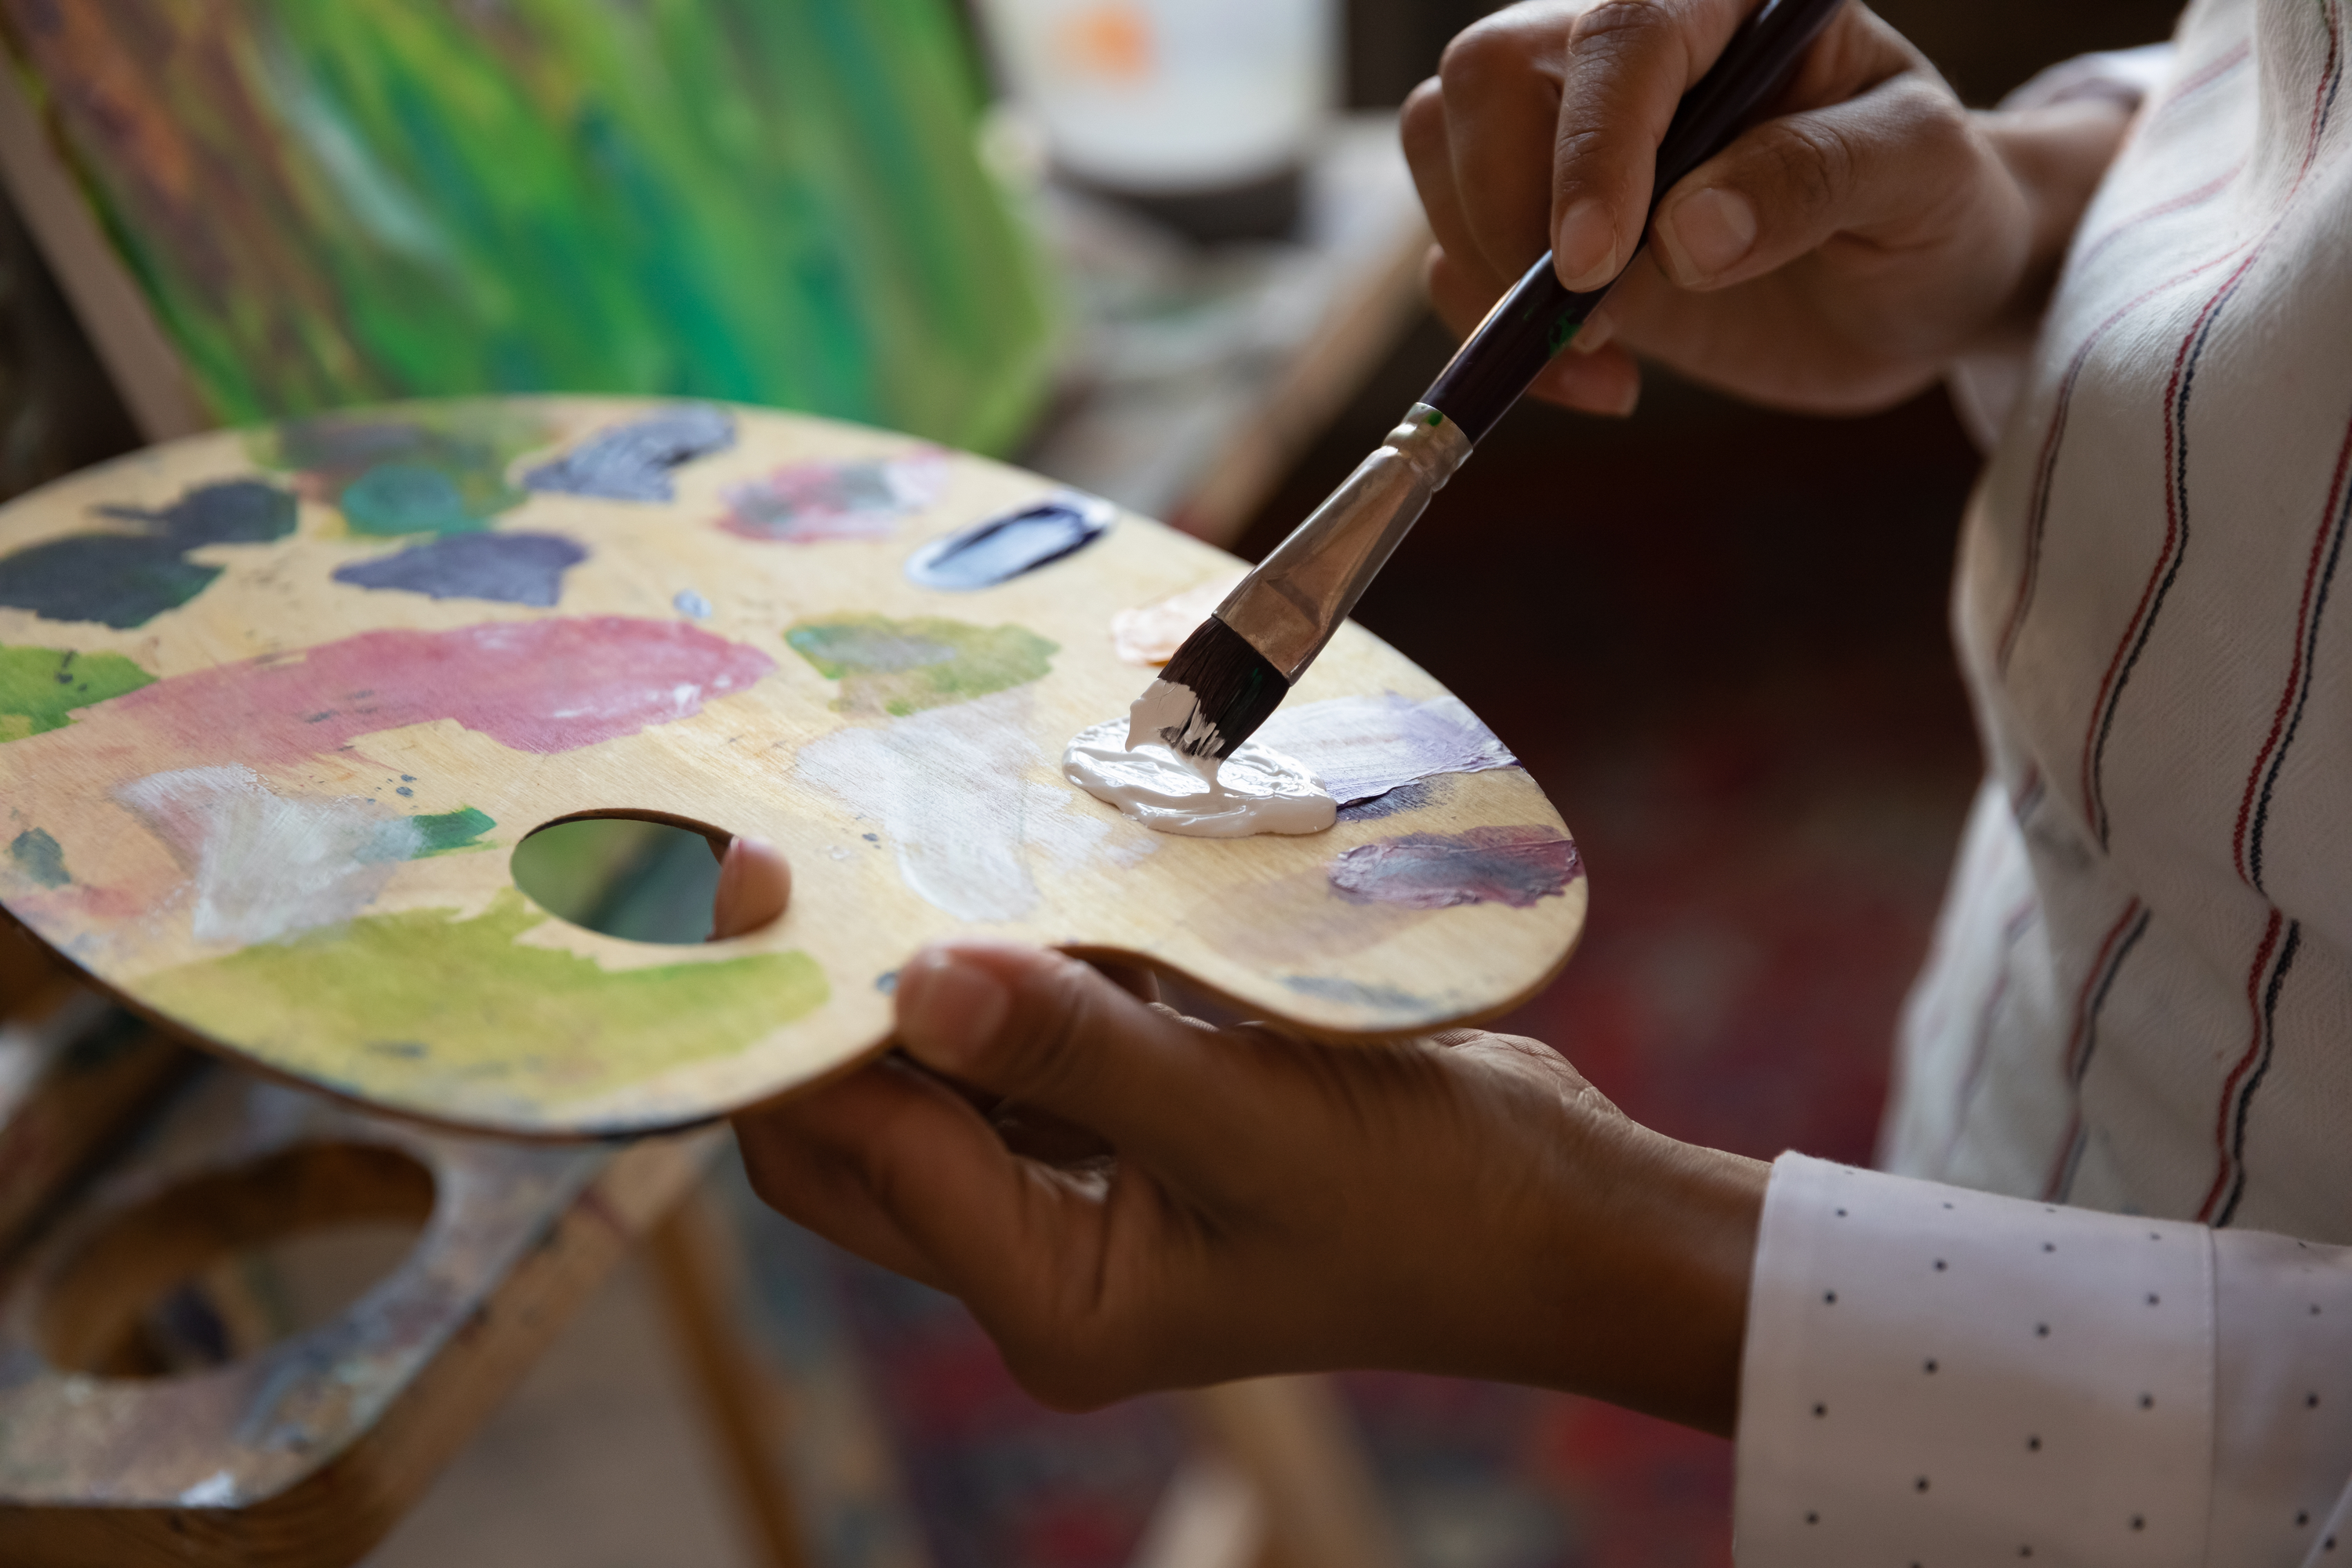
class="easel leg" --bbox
[647,1189,813,1568]
[1167,1377,1406,1568]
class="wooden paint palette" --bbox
[0,399,1584,1137]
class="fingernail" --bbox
[1554,198,1619,292]
[1657,187,1757,285]
[897,949,1011,1070]
[1569,307,1615,355]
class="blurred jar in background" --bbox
[975,0,1337,241]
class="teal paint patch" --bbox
[409,806,495,855]
[341,461,480,535]
[8,828,68,888]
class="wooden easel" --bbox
[0,50,1421,1568]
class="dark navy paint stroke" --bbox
[521,403,735,503]
[1334,778,1444,822]
[332,532,587,606]
[99,479,299,546]
[903,490,1113,590]
[0,479,296,629]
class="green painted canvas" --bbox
[5,0,1056,455]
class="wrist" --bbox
[1506,1111,1767,1437]
[1970,99,2133,350]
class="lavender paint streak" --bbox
[522,405,735,503]
[332,532,586,605]
[1329,826,1580,910]
[1257,694,1515,807]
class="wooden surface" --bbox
[0,919,191,1250]
[0,397,1583,1137]
[0,1059,710,1567]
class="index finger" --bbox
[1548,0,1755,289]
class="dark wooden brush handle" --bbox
[1421,0,1847,445]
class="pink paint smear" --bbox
[107,618,775,763]
[719,451,947,543]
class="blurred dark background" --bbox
[1345,0,2178,106]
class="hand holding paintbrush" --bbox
[1131,0,1851,770]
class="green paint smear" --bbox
[410,805,495,855]
[249,404,551,534]
[8,829,68,889]
[140,889,828,1108]
[0,645,157,742]
[35,3,1054,456]
[786,614,1055,717]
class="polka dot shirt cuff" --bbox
[1734,1154,2214,1565]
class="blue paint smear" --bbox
[332,532,586,606]
[0,479,296,628]
[673,589,713,619]
[902,490,1112,590]
[8,827,68,889]
[522,404,735,503]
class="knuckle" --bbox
[998,950,1105,1103]
[1562,0,1693,74]
[1566,0,1679,60]
[1437,18,1519,93]
[1439,4,1575,93]
[1399,79,1446,156]
[1759,115,1857,210]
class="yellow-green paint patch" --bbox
[785,613,1054,717]
[0,645,156,741]
[140,889,827,1108]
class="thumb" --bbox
[710,835,790,940]
[1649,71,1980,291]
[894,940,1238,1171]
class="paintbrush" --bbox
[1131,0,1848,768]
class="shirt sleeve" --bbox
[1733,1153,2352,1567]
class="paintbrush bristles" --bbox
[1133,614,1290,766]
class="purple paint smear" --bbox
[522,404,735,503]
[332,532,586,606]
[105,617,773,763]
[1334,778,1440,822]
[720,451,946,543]
[1329,826,1581,910]
[1258,694,1515,807]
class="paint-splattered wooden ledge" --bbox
[0,397,1585,1138]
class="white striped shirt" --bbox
[1736,0,2352,1559]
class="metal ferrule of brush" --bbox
[1215,403,1470,680]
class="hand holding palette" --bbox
[0,399,1584,1138]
